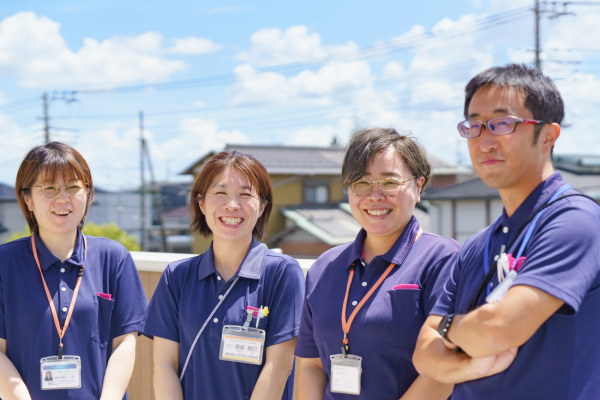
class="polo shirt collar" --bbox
[346,216,421,268]
[197,237,266,281]
[495,172,566,233]
[33,229,86,271]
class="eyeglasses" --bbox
[34,182,86,198]
[350,176,415,197]
[457,116,548,139]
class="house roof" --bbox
[423,162,600,201]
[553,154,600,175]
[280,204,361,246]
[181,143,471,177]
[0,183,16,201]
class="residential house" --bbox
[423,154,600,242]
[182,144,473,258]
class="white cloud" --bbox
[237,25,358,67]
[167,37,223,55]
[0,12,217,88]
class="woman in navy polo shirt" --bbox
[140,151,304,399]
[0,142,148,399]
[294,128,460,399]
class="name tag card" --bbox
[219,325,265,365]
[330,354,362,395]
[40,355,81,390]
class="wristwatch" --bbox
[437,314,456,344]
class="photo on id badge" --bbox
[219,305,268,365]
[41,355,82,390]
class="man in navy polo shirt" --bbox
[413,64,600,399]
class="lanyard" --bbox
[179,276,240,382]
[340,228,422,354]
[31,234,87,359]
[482,183,572,295]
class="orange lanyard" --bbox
[340,228,422,354]
[31,234,86,359]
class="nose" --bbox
[224,197,240,210]
[54,187,71,202]
[477,124,499,153]
[366,183,386,199]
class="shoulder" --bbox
[418,232,461,255]
[0,236,29,254]
[84,235,130,256]
[262,249,304,281]
[305,242,353,284]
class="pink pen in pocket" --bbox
[391,284,420,290]
[97,292,112,300]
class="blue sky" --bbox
[1,0,599,189]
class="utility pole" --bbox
[535,0,541,70]
[533,0,574,71]
[139,111,147,251]
[43,92,50,144]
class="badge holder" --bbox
[330,353,362,395]
[40,355,82,390]
[219,306,268,365]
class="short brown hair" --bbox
[341,128,432,191]
[190,151,273,240]
[16,142,94,232]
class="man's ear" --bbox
[540,123,560,154]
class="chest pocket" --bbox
[374,288,423,351]
[91,294,115,348]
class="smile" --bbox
[220,217,243,226]
[366,209,391,216]
[53,211,71,216]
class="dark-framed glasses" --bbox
[34,182,86,198]
[350,176,415,197]
[457,116,548,139]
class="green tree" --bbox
[4,222,141,251]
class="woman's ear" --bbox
[415,177,425,202]
[23,192,33,212]
[198,195,206,215]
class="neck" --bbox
[500,164,555,217]
[212,236,253,281]
[363,229,404,265]
[38,229,78,262]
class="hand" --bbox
[467,347,518,380]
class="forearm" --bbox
[153,363,183,400]
[295,357,327,400]
[251,339,296,400]
[399,375,453,400]
[100,333,137,400]
[250,359,292,400]
[0,341,31,400]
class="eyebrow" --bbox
[468,107,512,119]
[362,172,400,178]
[212,183,252,190]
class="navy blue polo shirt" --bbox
[0,230,148,399]
[432,172,600,399]
[295,217,460,399]
[139,237,305,399]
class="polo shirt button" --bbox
[218,295,224,300]
[60,268,65,273]
[213,318,219,323]
[503,226,509,233]
[61,287,66,292]
[362,281,367,287]
[351,301,358,306]
[62,306,68,313]
[217,276,222,281]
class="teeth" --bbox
[220,217,242,226]
[367,209,390,216]
[54,211,70,215]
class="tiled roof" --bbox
[423,167,600,201]
[0,183,15,201]
[281,204,361,245]
[181,143,469,176]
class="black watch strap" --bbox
[437,314,456,344]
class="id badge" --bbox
[487,269,517,304]
[40,355,81,390]
[330,354,362,395]
[219,325,265,365]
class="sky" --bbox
[1,0,599,190]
